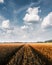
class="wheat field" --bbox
[0,43,52,65]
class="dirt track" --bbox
[6,44,52,65]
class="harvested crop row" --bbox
[7,46,25,65]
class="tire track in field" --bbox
[6,44,52,65]
[4,45,24,65]
[29,45,52,65]
[0,45,24,65]
[7,46,25,65]
[22,45,46,65]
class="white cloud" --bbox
[2,20,10,29]
[0,24,52,42]
[41,12,52,29]
[0,0,4,3]
[21,25,29,30]
[23,7,40,23]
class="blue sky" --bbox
[0,0,52,42]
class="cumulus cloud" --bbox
[41,12,52,29]
[2,20,10,29]
[23,7,41,23]
[21,25,29,30]
[0,0,4,3]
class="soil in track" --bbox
[6,44,52,65]
[29,45,52,65]
[0,45,24,65]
